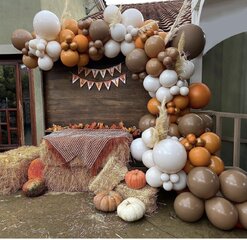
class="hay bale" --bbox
[115,183,159,214]
[0,146,41,195]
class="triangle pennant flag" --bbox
[92,69,99,78]
[80,78,87,88]
[108,67,114,76]
[112,77,119,87]
[119,74,126,84]
[85,68,92,77]
[87,81,94,90]
[78,66,84,74]
[95,82,103,91]
[104,80,111,90]
[115,63,122,73]
[72,74,80,84]
[100,69,107,78]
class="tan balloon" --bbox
[126,49,149,73]
[197,113,213,130]
[174,192,204,222]
[11,29,33,51]
[187,167,220,199]
[138,114,156,132]
[219,169,247,203]
[144,35,166,58]
[22,55,38,69]
[146,58,164,77]
[235,202,247,229]
[89,19,110,43]
[168,123,181,138]
[205,197,238,230]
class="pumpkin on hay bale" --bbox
[28,158,45,180]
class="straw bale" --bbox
[115,183,159,214]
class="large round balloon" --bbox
[22,55,38,69]
[236,202,247,229]
[33,10,61,41]
[219,169,247,203]
[178,113,205,137]
[143,75,161,92]
[171,24,205,60]
[60,50,79,67]
[153,139,187,173]
[121,8,144,28]
[144,35,166,58]
[11,29,33,51]
[187,167,220,199]
[145,166,163,187]
[103,5,122,24]
[126,49,149,73]
[174,192,204,222]
[38,55,54,71]
[120,41,135,56]
[200,132,221,154]
[205,197,238,230]
[142,150,155,168]
[138,114,156,131]
[104,40,121,58]
[197,113,213,131]
[46,41,61,59]
[168,123,181,138]
[110,23,126,42]
[89,19,110,43]
[130,138,150,161]
[156,87,173,103]
[146,58,164,77]
[159,70,178,88]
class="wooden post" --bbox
[233,118,241,167]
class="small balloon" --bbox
[130,138,150,161]
[138,114,156,132]
[156,86,173,103]
[22,55,38,69]
[142,150,155,168]
[38,55,54,71]
[144,35,166,58]
[145,166,163,187]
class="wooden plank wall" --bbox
[43,59,150,128]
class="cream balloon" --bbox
[173,170,187,191]
[38,55,53,71]
[156,86,173,103]
[104,39,121,58]
[177,60,195,80]
[121,8,144,28]
[110,23,126,42]
[145,166,163,187]
[142,150,155,168]
[143,75,161,92]
[163,181,173,191]
[142,127,155,148]
[153,139,187,174]
[161,173,170,182]
[180,86,189,96]
[159,70,178,87]
[46,41,61,59]
[120,41,135,56]
[130,138,150,161]
[149,91,156,98]
[103,5,122,24]
[170,173,180,183]
[169,85,180,95]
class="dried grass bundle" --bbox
[115,183,159,214]
[0,146,41,195]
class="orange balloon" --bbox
[135,37,144,49]
[22,55,38,69]
[158,31,167,40]
[62,18,78,35]
[169,114,178,123]
[208,155,225,175]
[147,98,161,115]
[143,19,159,31]
[59,29,75,43]
[73,35,89,53]
[78,54,89,67]
[189,147,211,167]
[60,49,79,67]
[200,132,221,154]
[189,83,211,109]
[173,95,189,110]
[183,159,194,174]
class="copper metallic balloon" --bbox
[11,29,33,51]
[146,58,164,77]
[171,24,205,60]
[144,35,166,58]
[138,114,156,132]
[178,113,205,137]
[219,169,247,203]
[22,55,38,69]
[89,19,110,43]
[236,202,247,229]
[205,197,238,230]
[187,167,220,199]
[126,49,149,73]
[197,113,213,131]
[174,192,204,222]
[168,123,181,138]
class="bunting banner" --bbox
[78,63,123,79]
[72,73,126,91]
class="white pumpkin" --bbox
[117,197,146,222]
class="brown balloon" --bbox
[11,29,33,51]
[168,123,181,138]
[187,167,220,199]
[89,52,103,61]
[146,58,164,77]
[89,19,110,43]
[171,24,205,60]
[144,35,166,58]
[22,55,38,69]
[197,113,213,131]
[178,113,205,137]
[219,169,247,203]
[126,49,149,73]
[236,202,247,229]
[138,114,156,132]
[205,197,238,230]
[174,192,204,222]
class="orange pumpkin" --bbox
[188,147,211,167]
[208,155,225,175]
[147,98,161,115]
[73,35,89,53]
[200,132,221,154]
[125,169,146,189]
[60,49,79,67]
[173,95,189,110]
[188,83,211,109]
[28,158,45,180]
[62,18,78,35]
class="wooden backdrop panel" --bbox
[43,61,150,128]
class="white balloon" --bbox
[29,39,39,49]
[176,80,184,88]
[37,43,46,51]
[178,60,195,80]
[143,75,161,92]
[110,23,126,42]
[153,139,187,174]
[126,25,134,33]
[36,50,45,58]
[171,136,179,141]
[142,150,155,168]
[28,47,37,56]
[142,127,154,148]
[121,8,144,28]
[125,33,132,43]
[160,173,170,182]
[38,55,53,71]
[173,170,187,191]
[169,85,180,95]
[146,166,163,187]
[148,91,156,98]
[156,87,173,103]
[159,70,178,87]
[46,41,61,58]
[130,28,138,37]
[170,174,180,183]
[33,10,61,41]
[103,5,122,24]
[130,138,150,161]
[104,40,121,58]
[180,86,189,96]
[120,41,135,56]
[163,181,173,191]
